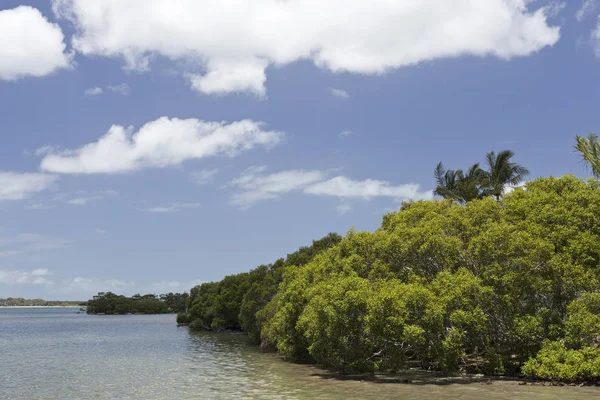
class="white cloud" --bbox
[230,166,326,208]
[576,0,597,21]
[330,88,350,99]
[339,130,353,138]
[305,176,434,201]
[145,202,202,213]
[0,172,58,201]
[52,276,200,298]
[592,20,600,57]
[0,233,70,258]
[40,117,283,174]
[96,229,107,235]
[34,145,60,156]
[0,6,72,81]
[26,203,57,211]
[230,167,433,208]
[56,277,134,297]
[149,279,203,294]
[84,87,103,96]
[106,83,130,95]
[52,0,560,95]
[67,196,102,205]
[0,268,53,286]
[191,169,218,185]
[53,189,118,206]
[503,182,527,195]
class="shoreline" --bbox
[0,306,83,308]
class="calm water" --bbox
[0,308,598,399]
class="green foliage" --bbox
[176,312,191,324]
[86,292,188,314]
[258,176,600,378]
[186,233,342,338]
[523,341,600,381]
[575,133,600,178]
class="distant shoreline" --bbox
[0,306,82,308]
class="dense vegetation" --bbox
[182,233,342,341]
[186,174,600,382]
[0,298,83,307]
[86,292,188,315]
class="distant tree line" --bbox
[179,146,600,382]
[0,298,84,307]
[86,292,188,315]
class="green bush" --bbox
[176,312,191,324]
[523,341,600,381]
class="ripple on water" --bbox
[0,309,599,400]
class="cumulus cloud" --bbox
[0,172,58,201]
[191,169,218,185]
[145,202,201,213]
[52,0,560,95]
[230,167,433,208]
[0,268,53,286]
[0,6,72,81]
[330,88,350,99]
[39,117,283,174]
[84,87,103,96]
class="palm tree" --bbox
[434,162,463,201]
[482,150,529,200]
[575,133,600,178]
[434,162,485,204]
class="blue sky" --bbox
[0,0,597,299]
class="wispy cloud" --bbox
[0,268,53,286]
[106,83,130,95]
[336,204,352,214]
[145,202,202,213]
[230,167,433,208]
[84,87,103,96]
[230,166,326,208]
[576,0,597,21]
[0,233,70,258]
[330,88,350,99]
[0,172,58,201]
[191,169,218,185]
[339,130,353,138]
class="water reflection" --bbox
[0,310,598,400]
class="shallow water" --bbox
[0,307,598,399]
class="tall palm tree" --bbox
[434,162,485,204]
[482,150,529,200]
[575,133,600,178]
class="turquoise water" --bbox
[0,307,598,399]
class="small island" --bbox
[85,292,188,315]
